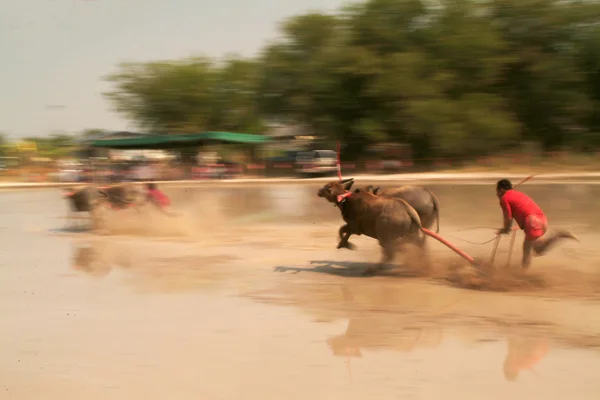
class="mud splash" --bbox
[97,206,198,238]
[443,259,600,296]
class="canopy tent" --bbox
[90,131,270,150]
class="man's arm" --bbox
[498,197,513,234]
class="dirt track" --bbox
[2,181,600,399]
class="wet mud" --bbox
[2,181,600,399]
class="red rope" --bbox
[422,228,476,265]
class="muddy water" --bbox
[2,182,600,399]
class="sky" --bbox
[0,0,347,139]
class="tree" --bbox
[0,132,7,156]
[488,0,599,150]
[259,1,519,157]
[209,57,265,133]
[104,57,264,134]
[23,134,76,158]
[258,13,342,135]
[102,0,600,159]
[81,129,108,138]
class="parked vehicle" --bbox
[295,150,338,177]
[57,160,84,183]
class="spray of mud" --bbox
[292,239,600,299]
[395,246,600,298]
[98,207,197,238]
[95,191,234,243]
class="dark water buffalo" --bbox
[364,185,440,233]
[62,186,105,230]
[63,186,101,213]
[62,183,143,231]
[96,183,143,210]
[317,178,424,275]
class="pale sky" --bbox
[0,0,347,139]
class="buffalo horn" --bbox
[340,178,354,183]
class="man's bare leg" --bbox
[522,239,533,269]
[532,229,579,256]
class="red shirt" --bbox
[147,188,170,207]
[499,190,543,229]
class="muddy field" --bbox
[2,181,600,399]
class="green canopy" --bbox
[90,131,270,149]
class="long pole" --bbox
[489,235,501,266]
[514,174,537,189]
[336,141,342,181]
[421,228,477,265]
[505,230,517,268]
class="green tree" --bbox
[488,0,600,150]
[102,0,600,159]
[258,13,342,134]
[260,1,519,157]
[105,58,217,133]
[23,134,75,158]
[104,57,264,134]
[81,129,108,138]
[0,132,7,156]
[209,57,265,133]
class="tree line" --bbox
[0,130,106,159]
[104,0,600,160]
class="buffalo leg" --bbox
[90,210,100,233]
[396,233,430,272]
[364,240,397,275]
[413,233,432,271]
[337,225,356,250]
[90,209,107,235]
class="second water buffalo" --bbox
[317,178,424,275]
[364,185,440,233]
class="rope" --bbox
[450,225,520,246]
[447,234,500,246]
[454,226,496,233]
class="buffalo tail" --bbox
[397,198,423,230]
[425,188,440,233]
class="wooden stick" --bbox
[505,229,517,268]
[513,174,537,189]
[489,235,501,266]
[336,141,342,181]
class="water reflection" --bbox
[70,239,239,293]
[326,312,551,383]
[70,240,132,277]
[503,335,551,382]
[327,318,443,356]
[245,277,574,384]
[72,243,110,277]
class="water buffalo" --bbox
[317,178,424,275]
[364,185,440,233]
[62,183,143,231]
[96,183,143,210]
[62,185,105,231]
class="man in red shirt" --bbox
[496,179,578,268]
[144,182,174,216]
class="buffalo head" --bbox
[317,178,355,203]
